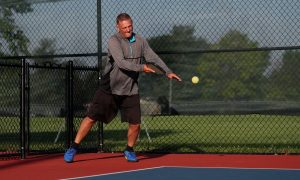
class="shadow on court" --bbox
[72,154,124,163]
[73,153,169,163]
[0,154,62,170]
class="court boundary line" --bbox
[165,166,300,171]
[60,166,165,180]
[61,165,300,180]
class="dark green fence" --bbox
[0,0,300,159]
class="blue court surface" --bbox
[64,166,300,180]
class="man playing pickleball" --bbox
[64,13,181,163]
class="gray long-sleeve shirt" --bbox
[100,32,172,95]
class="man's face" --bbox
[117,19,133,38]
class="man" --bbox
[64,13,181,163]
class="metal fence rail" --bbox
[0,57,100,158]
[0,0,300,158]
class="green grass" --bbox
[101,114,300,154]
[1,114,300,154]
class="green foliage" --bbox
[32,38,57,55]
[267,50,300,100]
[0,1,32,107]
[31,38,99,111]
[73,70,99,113]
[148,25,209,52]
[0,65,20,107]
[0,0,32,13]
[197,30,270,101]
[30,38,65,105]
[0,0,32,56]
[141,25,209,101]
[143,28,271,102]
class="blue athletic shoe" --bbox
[124,150,138,162]
[64,147,77,163]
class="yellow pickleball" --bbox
[191,76,199,84]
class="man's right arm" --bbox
[108,36,144,72]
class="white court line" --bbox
[61,165,300,180]
[60,166,165,180]
[164,165,300,171]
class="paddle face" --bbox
[147,63,165,74]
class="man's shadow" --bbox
[73,152,168,163]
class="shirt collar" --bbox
[128,34,136,43]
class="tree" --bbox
[30,38,98,116]
[148,25,208,52]
[197,30,270,101]
[267,50,300,101]
[30,38,65,107]
[0,0,32,56]
[0,1,32,109]
[139,25,209,101]
[32,38,57,56]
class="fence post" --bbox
[65,61,74,148]
[20,58,29,159]
[97,0,104,152]
[168,79,173,115]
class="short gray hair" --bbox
[116,13,132,24]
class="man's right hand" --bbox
[143,64,156,73]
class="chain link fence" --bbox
[0,0,300,158]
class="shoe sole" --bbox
[64,156,74,163]
[64,154,75,163]
[124,155,138,162]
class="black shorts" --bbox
[86,89,141,124]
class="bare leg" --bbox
[74,116,96,144]
[127,124,141,147]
